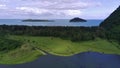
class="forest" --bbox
[0,25,106,42]
[100,6,120,44]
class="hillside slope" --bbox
[100,6,120,43]
[100,6,120,29]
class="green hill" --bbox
[100,6,120,29]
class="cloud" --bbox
[19,0,101,10]
[14,0,101,17]
[16,6,82,17]
[0,0,102,18]
[0,4,6,9]
[64,10,82,16]
[0,4,6,7]
[16,7,49,14]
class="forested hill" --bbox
[100,6,120,43]
[100,6,120,29]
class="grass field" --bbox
[0,35,120,64]
[0,43,45,64]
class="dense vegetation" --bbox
[0,31,22,53]
[0,39,22,53]
[0,25,106,42]
[100,6,120,44]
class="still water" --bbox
[0,19,102,27]
[0,52,120,68]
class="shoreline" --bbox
[1,51,120,65]
[0,36,119,64]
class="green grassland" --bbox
[0,43,45,64]
[0,35,120,64]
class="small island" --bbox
[22,19,54,22]
[70,17,87,22]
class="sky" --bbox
[0,0,119,19]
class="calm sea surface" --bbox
[0,19,103,26]
[0,52,120,68]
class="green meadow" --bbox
[0,35,119,64]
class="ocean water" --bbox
[0,19,103,26]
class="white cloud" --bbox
[0,0,103,18]
[20,0,101,10]
[0,4,6,7]
[16,7,49,14]
[64,10,82,16]
[16,6,82,17]
[14,0,101,17]
[0,4,6,9]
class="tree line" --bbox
[0,25,106,42]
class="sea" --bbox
[0,19,103,27]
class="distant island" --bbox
[22,19,54,22]
[70,17,87,22]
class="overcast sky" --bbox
[0,0,119,19]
